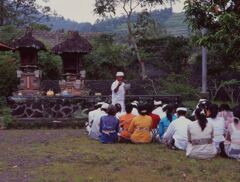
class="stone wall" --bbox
[8,95,181,119]
[8,96,106,119]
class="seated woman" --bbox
[158,104,177,140]
[221,106,240,160]
[206,104,225,150]
[99,105,120,144]
[119,104,136,143]
[186,108,217,159]
[147,103,160,142]
[218,104,234,130]
[129,104,152,144]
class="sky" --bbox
[38,0,184,24]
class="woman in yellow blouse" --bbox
[129,104,153,144]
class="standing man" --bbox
[111,72,126,112]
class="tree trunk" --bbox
[201,28,208,93]
[0,0,4,26]
[126,15,147,80]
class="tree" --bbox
[94,0,174,79]
[38,52,62,80]
[0,25,23,43]
[0,0,51,27]
[185,0,240,96]
[133,11,166,40]
[85,34,136,79]
[138,36,191,74]
[184,0,240,63]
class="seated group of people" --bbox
[85,99,240,160]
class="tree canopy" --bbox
[0,0,51,26]
[94,0,175,79]
[184,0,240,58]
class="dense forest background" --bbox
[0,0,240,104]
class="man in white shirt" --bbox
[163,107,192,150]
[86,102,103,134]
[131,100,139,116]
[89,103,109,140]
[152,100,163,118]
[111,72,126,112]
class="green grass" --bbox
[0,130,239,182]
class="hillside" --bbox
[163,12,190,37]
[42,8,189,37]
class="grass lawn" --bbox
[0,129,239,182]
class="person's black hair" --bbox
[162,104,168,112]
[146,103,154,114]
[208,104,219,119]
[154,100,162,107]
[131,102,138,109]
[94,104,102,110]
[115,103,122,112]
[177,110,187,117]
[219,104,231,112]
[173,103,179,111]
[107,105,117,116]
[176,105,187,117]
[125,104,133,114]
[195,108,208,131]
[233,106,240,125]
[101,108,108,112]
[166,104,174,122]
[198,100,210,109]
[138,104,148,116]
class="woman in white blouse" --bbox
[206,104,225,151]
[186,108,217,159]
[221,106,240,159]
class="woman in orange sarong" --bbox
[129,104,152,144]
[119,104,136,142]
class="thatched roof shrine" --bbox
[12,29,46,51]
[0,42,12,51]
[52,31,92,75]
[11,28,46,66]
[52,31,92,54]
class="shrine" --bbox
[12,28,46,96]
[52,31,92,96]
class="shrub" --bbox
[146,73,199,100]
[0,97,14,128]
[0,106,14,128]
[0,54,18,96]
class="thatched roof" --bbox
[12,29,46,50]
[0,42,12,51]
[52,31,92,54]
